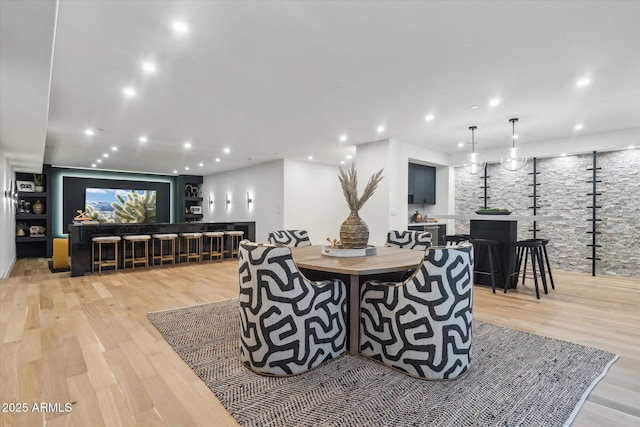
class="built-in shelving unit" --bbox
[15,165,52,258]
[586,151,602,276]
[176,175,204,223]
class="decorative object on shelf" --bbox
[191,186,199,197]
[424,217,438,223]
[18,200,26,213]
[190,206,202,214]
[29,226,45,237]
[24,201,31,214]
[16,180,35,192]
[32,199,44,215]
[475,208,512,215]
[185,184,193,197]
[33,174,44,192]
[412,211,423,223]
[74,210,92,221]
[325,237,341,248]
[463,126,486,175]
[16,223,28,236]
[338,163,384,249]
[501,118,527,171]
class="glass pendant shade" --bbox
[501,118,527,171]
[463,126,486,174]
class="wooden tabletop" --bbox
[291,245,424,276]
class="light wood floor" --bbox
[1,258,638,427]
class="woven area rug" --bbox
[147,299,617,427]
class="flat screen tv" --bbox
[85,188,157,223]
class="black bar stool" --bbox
[444,234,470,246]
[470,238,503,293]
[524,238,555,290]
[510,240,547,299]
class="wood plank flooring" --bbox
[1,258,638,426]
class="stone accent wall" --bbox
[454,149,639,278]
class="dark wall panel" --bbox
[62,177,171,229]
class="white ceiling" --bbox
[2,1,639,175]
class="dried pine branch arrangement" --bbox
[338,163,384,212]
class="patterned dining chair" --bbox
[385,230,432,251]
[267,229,313,247]
[360,245,474,380]
[238,241,347,376]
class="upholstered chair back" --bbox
[238,242,347,376]
[360,245,474,380]
[385,230,432,251]
[267,230,313,247]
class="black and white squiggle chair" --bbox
[385,230,432,250]
[360,245,474,380]
[239,242,347,376]
[267,230,313,247]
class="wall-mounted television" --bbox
[85,188,157,223]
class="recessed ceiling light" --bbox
[123,87,136,97]
[103,153,109,158]
[308,155,313,160]
[84,129,94,136]
[628,145,636,149]
[574,124,583,130]
[346,154,353,160]
[223,147,230,154]
[184,142,192,148]
[471,105,479,109]
[576,77,591,87]
[185,166,190,171]
[215,158,221,162]
[173,170,178,174]
[513,135,519,140]
[199,162,204,167]
[425,114,434,121]
[141,62,157,73]
[97,159,102,163]
[489,98,500,107]
[172,20,189,34]
[340,160,345,165]
[339,135,348,142]
[560,153,567,156]
[111,146,118,151]
[91,164,97,168]
[377,125,385,133]
[139,136,147,143]
[458,142,465,148]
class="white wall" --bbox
[283,160,347,245]
[202,160,284,243]
[356,139,452,246]
[0,152,16,277]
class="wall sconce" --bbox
[209,194,214,206]
[225,193,231,209]
[247,192,253,209]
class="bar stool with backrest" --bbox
[469,238,503,293]
[509,239,547,299]
[178,232,203,263]
[203,231,224,261]
[224,230,244,258]
[444,234,470,246]
[152,233,178,266]
[92,235,121,273]
[122,234,151,271]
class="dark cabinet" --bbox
[408,163,436,204]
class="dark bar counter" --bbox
[69,221,255,276]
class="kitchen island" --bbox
[434,214,561,288]
[69,221,255,276]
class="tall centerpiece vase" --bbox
[340,210,369,249]
[337,163,384,250]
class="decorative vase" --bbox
[339,211,369,249]
[16,229,25,237]
[35,186,44,192]
[412,210,423,223]
[32,200,44,215]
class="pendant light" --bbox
[501,118,527,171]
[463,126,486,174]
